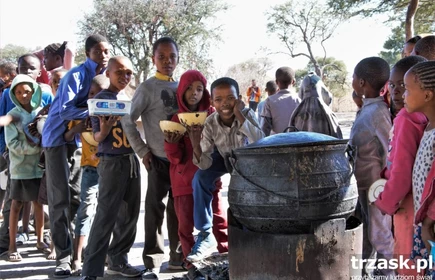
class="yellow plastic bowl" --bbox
[82,131,99,146]
[178,112,208,127]
[159,120,187,134]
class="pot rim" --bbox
[239,138,349,150]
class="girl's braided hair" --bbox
[408,61,435,91]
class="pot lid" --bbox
[243,131,349,149]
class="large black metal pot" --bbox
[227,131,357,234]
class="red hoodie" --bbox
[164,70,219,197]
[375,108,428,215]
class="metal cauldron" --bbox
[227,131,357,234]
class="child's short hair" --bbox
[17,54,40,66]
[85,34,109,52]
[44,41,67,60]
[152,37,179,56]
[265,80,278,93]
[52,68,68,76]
[210,77,239,97]
[408,61,435,91]
[0,61,17,76]
[354,57,390,92]
[92,74,110,89]
[275,67,295,88]
[406,35,422,45]
[393,55,427,74]
[413,35,435,61]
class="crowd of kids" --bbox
[0,31,435,280]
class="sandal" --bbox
[7,251,22,262]
[36,242,51,254]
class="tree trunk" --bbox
[405,0,419,41]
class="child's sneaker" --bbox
[106,263,142,277]
[16,232,29,246]
[142,268,159,279]
[186,231,217,262]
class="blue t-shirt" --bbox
[42,58,103,148]
[91,89,134,156]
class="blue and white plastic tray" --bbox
[87,99,132,116]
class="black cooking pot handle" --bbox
[228,154,344,202]
[283,126,299,133]
[345,144,356,179]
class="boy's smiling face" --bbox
[152,42,178,76]
[183,81,204,111]
[106,57,133,92]
[212,85,238,124]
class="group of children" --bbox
[1,31,435,280]
[349,35,435,278]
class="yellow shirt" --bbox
[68,121,99,168]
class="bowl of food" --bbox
[159,120,187,135]
[36,115,48,134]
[82,131,99,147]
[178,112,208,127]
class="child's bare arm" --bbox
[93,116,119,142]
[64,120,87,142]
[187,125,204,162]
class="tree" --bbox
[327,0,435,40]
[0,44,32,64]
[78,0,227,83]
[225,58,274,100]
[266,0,345,78]
[379,26,405,66]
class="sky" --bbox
[0,0,393,78]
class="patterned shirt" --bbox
[412,127,435,216]
[193,108,265,170]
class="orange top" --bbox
[246,86,261,103]
[68,121,99,168]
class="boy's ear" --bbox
[37,70,41,78]
[359,78,365,88]
[151,56,156,65]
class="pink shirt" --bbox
[375,108,427,215]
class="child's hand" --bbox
[233,99,245,115]
[71,119,88,134]
[28,121,40,138]
[187,125,203,148]
[98,115,120,131]
[37,104,51,117]
[164,131,184,143]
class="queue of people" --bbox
[0,33,435,280]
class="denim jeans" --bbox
[192,152,228,232]
[75,166,99,236]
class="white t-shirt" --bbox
[412,128,435,216]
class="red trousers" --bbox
[174,191,228,264]
[394,194,423,276]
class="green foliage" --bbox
[266,0,345,77]
[379,26,404,66]
[296,56,349,100]
[328,0,435,31]
[78,0,227,82]
[0,44,32,64]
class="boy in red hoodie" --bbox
[163,70,228,280]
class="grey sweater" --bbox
[121,77,178,158]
